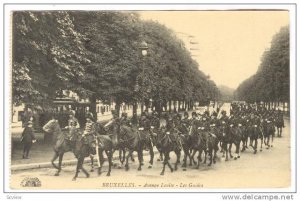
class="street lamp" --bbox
[139,41,148,56]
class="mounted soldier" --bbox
[65,110,80,141]
[82,113,97,155]
[120,112,131,128]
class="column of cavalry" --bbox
[42,103,285,180]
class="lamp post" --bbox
[132,41,148,125]
[139,41,148,113]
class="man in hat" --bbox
[21,121,36,159]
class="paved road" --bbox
[10,105,290,190]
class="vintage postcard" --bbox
[1,1,298,199]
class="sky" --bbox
[139,11,289,89]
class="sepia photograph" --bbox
[2,2,297,197]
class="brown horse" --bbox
[189,124,207,168]
[156,126,181,175]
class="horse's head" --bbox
[43,119,61,135]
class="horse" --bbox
[156,126,181,175]
[109,120,150,171]
[275,115,284,137]
[42,119,90,176]
[241,122,249,152]
[262,119,275,149]
[219,121,231,161]
[228,123,243,160]
[189,123,207,168]
[249,123,262,154]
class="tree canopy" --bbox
[235,26,289,103]
[12,11,219,114]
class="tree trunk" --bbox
[115,99,121,117]
[132,102,138,126]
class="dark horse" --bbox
[249,123,263,154]
[190,124,207,168]
[262,119,275,149]
[156,126,181,175]
[108,120,153,171]
[228,124,243,160]
[219,122,231,161]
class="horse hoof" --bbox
[106,173,110,177]
[157,159,161,161]
[148,165,152,169]
[54,173,59,176]
[86,174,90,178]
[230,155,233,158]
[237,155,240,158]
[213,160,216,164]
[234,157,237,160]
[260,149,262,152]
[160,172,164,176]
[170,168,174,173]
[125,166,129,171]
[254,151,257,154]
[183,168,187,171]
[174,167,177,171]
[131,159,135,162]
[72,177,76,181]
[90,169,94,172]
[137,167,142,171]
[118,165,122,169]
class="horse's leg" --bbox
[229,143,233,158]
[72,158,81,181]
[191,149,197,165]
[260,135,263,152]
[203,148,207,164]
[51,151,59,170]
[54,153,64,176]
[208,148,213,166]
[197,149,201,169]
[80,157,90,178]
[119,149,122,164]
[254,138,257,154]
[160,152,167,175]
[125,149,134,171]
[137,149,143,171]
[166,152,174,172]
[106,151,112,176]
[271,132,274,147]
[148,143,154,169]
[98,151,103,176]
[90,155,94,172]
[174,150,180,171]
[225,143,229,161]
[222,142,226,158]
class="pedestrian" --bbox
[21,121,36,159]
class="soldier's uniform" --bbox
[83,113,97,155]
[67,111,80,140]
[120,112,132,128]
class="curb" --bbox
[11,151,158,172]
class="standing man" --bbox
[21,121,36,159]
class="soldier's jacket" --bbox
[177,117,190,134]
[150,116,160,129]
[120,117,131,127]
[68,117,80,129]
[219,115,229,125]
[249,116,261,127]
[84,121,96,135]
[139,118,151,131]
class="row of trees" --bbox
[13,11,219,119]
[234,26,289,106]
